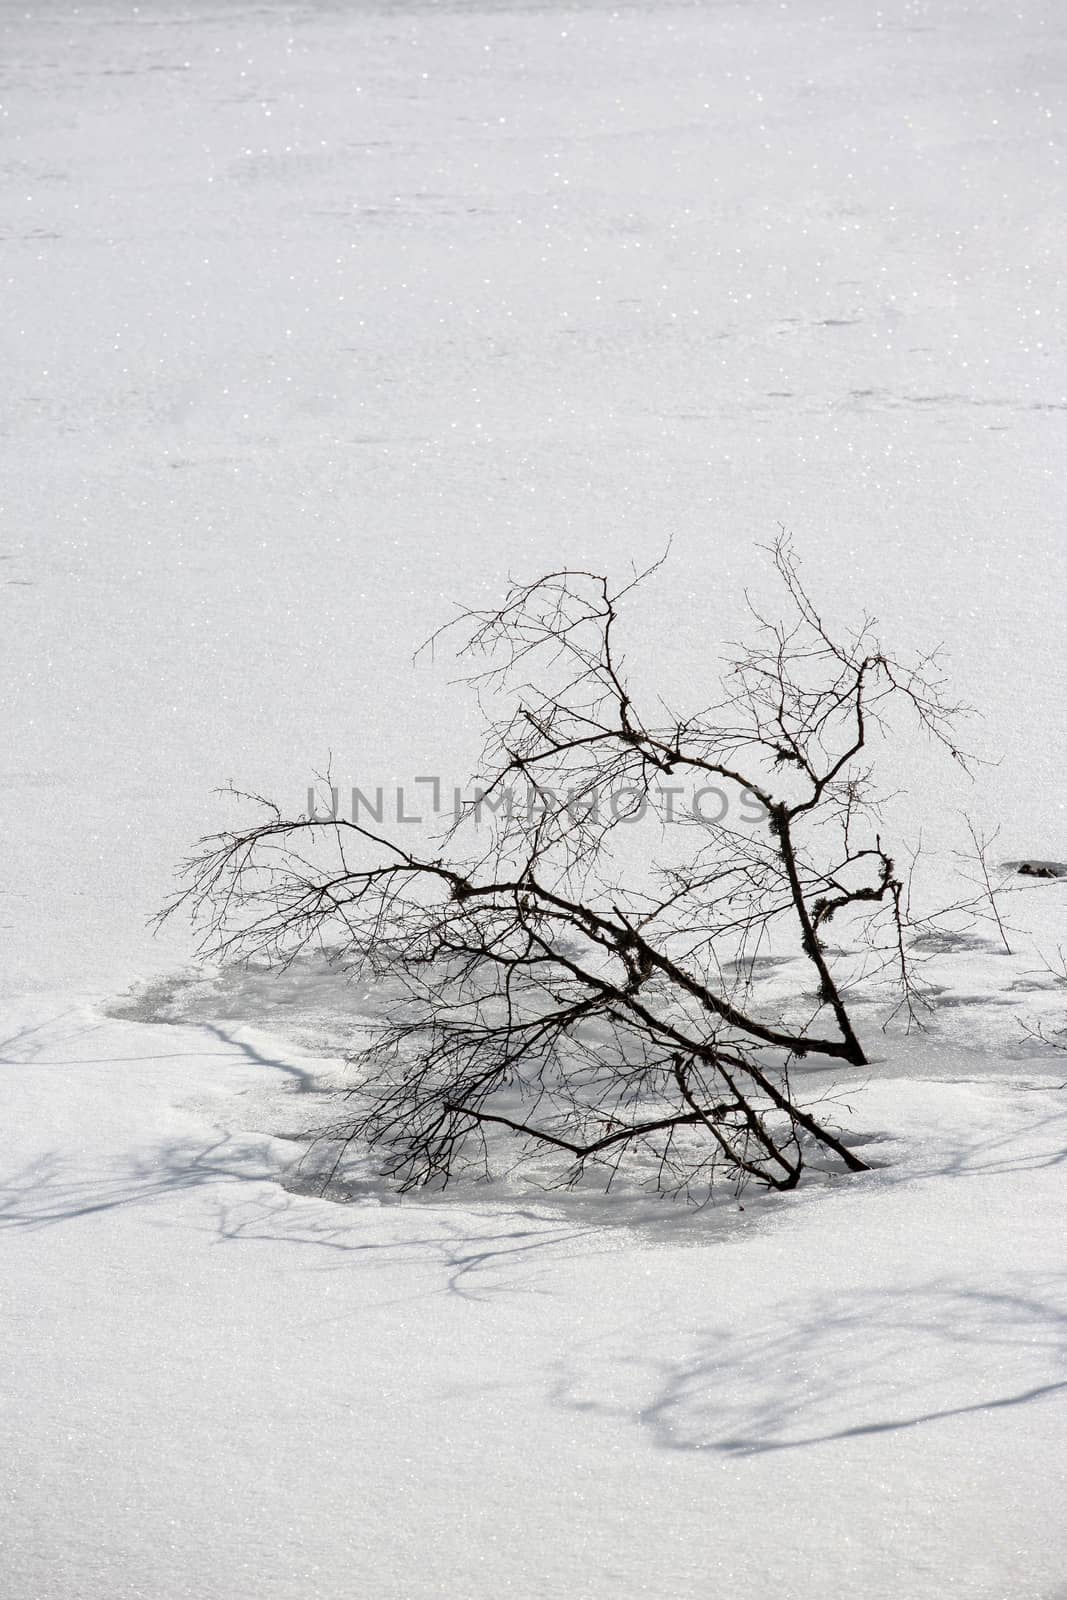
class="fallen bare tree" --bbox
[162,537,970,1199]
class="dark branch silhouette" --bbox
[161,535,971,1200]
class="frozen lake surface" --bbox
[3,0,1066,993]
[2,4,1066,1596]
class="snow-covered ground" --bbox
[5,971,1067,1599]
[3,1,1066,1595]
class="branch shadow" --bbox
[549,1278,1067,1456]
[0,1131,278,1233]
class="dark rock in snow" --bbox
[1003,860,1067,879]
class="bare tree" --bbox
[161,537,970,1199]
[951,818,1015,955]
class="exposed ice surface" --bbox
[3,1,1067,1595]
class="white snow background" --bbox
[2,1,1067,1595]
